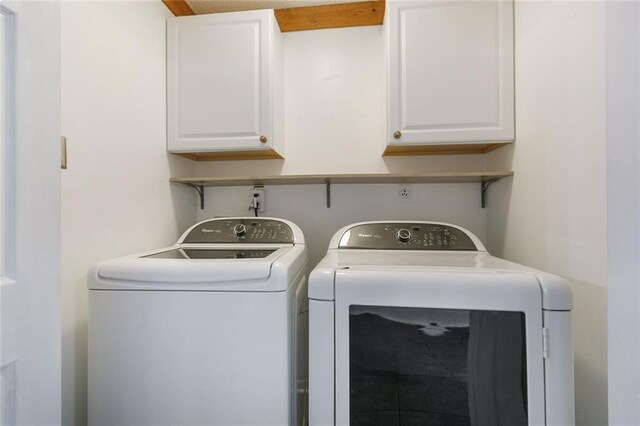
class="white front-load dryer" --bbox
[88,217,309,426]
[309,221,574,426]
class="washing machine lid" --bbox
[90,244,304,292]
[90,217,308,292]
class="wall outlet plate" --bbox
[398,185,411,203]
[251,186,265,213]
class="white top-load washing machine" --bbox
[88,217,309,426]
[309,221,574,426]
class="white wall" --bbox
[60,2,196,425]
[606,2,640,424]
[487,2,608,425]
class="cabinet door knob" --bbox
[393,131,402,140]
[259,135,268,143]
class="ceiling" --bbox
[185,0,361,14]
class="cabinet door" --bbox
[167,11,278,153]
[386,0,514,147]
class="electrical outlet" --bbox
[251,186,265,212]
[398,186,411,203]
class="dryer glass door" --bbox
[334,269,545,426]
[350,305,527,425]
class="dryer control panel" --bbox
[338,223,477,251]
[183,219,294,244]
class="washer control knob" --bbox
[233,224,247,237]
[397,228,411,243]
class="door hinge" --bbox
[542,327,549,359]
[61,136,67,170]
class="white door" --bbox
[0,2,61,424]
[334,269,545,425]
[386,0,514,146]
[606,2,640,424]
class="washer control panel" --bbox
[183,219,294,244]
[338,223,477,251]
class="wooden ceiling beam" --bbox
[162,1,385,32]
[274,1,385,32]
[162,0,195,16]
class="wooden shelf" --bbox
[171,171,513,187]
[383,142,512,156]
[171,172,512,209]
[173,149,284,161]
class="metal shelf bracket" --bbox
[325,180,331,208]
[481,178,501,208]
[188,184,205,210]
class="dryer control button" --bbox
[397,229,411,243]
[233,224,247,237]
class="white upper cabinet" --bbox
[385,0,514,154]
[167,10,283,160]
